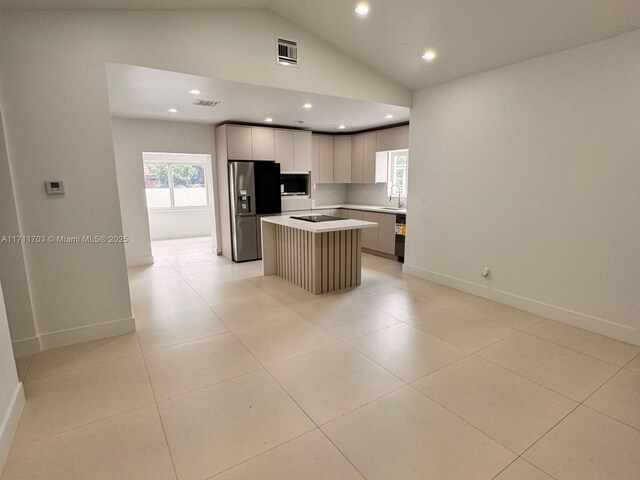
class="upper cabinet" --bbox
[292,131,311,172]
[314,134,334,183]
[333,136,352,183]
[226,125,310,169]
[251,127,275,160]
[225,125,275,161]
[226,125,253,160]
[275,129,311,172]
[275,130,294,171]
[363,132,377,184]
[376,125,409,152]
[223,123,408,183]
[351,134,364,184]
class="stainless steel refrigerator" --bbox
[228,161,282,262]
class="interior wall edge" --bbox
[37,316,135,351]
[126,255,155,268]
[0,109,38,345]
[9,337,40,359]
[0,383,24,474]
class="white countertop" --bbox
[313,203,407,215]
[261,214,377,233]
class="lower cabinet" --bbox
[321,208,398,256]
[339,209,397,256]
[348,210,364,220]
[377,213,396,255]
[362,212,379,251]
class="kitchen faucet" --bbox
[389,184,404,209]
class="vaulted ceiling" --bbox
[1,0,638,90]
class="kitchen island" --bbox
[261,215,377,294]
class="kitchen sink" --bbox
[380,207,404,211]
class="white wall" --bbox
[111,119,217,264]
[148,209,212,241]
[0,9,408,348]
[405,31,640,344]
[0,281,24,473]
[0,112,38,356]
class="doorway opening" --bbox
[142,152,214,249]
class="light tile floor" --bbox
[4,236,640,480]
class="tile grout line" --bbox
[201,428,323,480]
[489,456,562,480]
[172,256,392,479]
[407,382,523,458]
[134,274,181,480]
[471,352,591,404]
[135,247,639,479]
[519,328,640,367]
[171,261,345,477]
[9,401,158,451]
[493,358,632,477]
[23,350,142,383]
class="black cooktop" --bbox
[290,215,346,223]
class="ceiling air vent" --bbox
[193,99,220,107]
[277,38,298,67]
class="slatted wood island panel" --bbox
[261,216,377,294]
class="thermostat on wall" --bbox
[45,181,65,195]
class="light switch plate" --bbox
[45,181,65,195]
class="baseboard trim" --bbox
[38,317,136,350]
[11,336,40,358]
[126,255,154,267]
[403,264,639,346]
[0,383,25,474]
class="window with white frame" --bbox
[143,161,208,209]
[387,150,408,198]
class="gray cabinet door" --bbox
[333,135,352,183]
[348,209,364,220]
[227,125,252,160]
[293,131,312,172]
[275,130,294,171]
[318,135,334,183]
[363,132,377,183]
[251,127,275,160]
[376,125,409,152]
[377,213,396,255]
[351,134,364,183]
[362,211,379,250]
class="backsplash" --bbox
[312,182,408,208]
[312,183,347,205]
[347,183,407,207]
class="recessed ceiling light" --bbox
[167,108,178,113]
[385,114,394,119]
[188,89,201,95]
[422,49,437,61]
[302,103,313,109]
[264,117,273,122]
[337,125,346,130]
[355,2,369,16]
